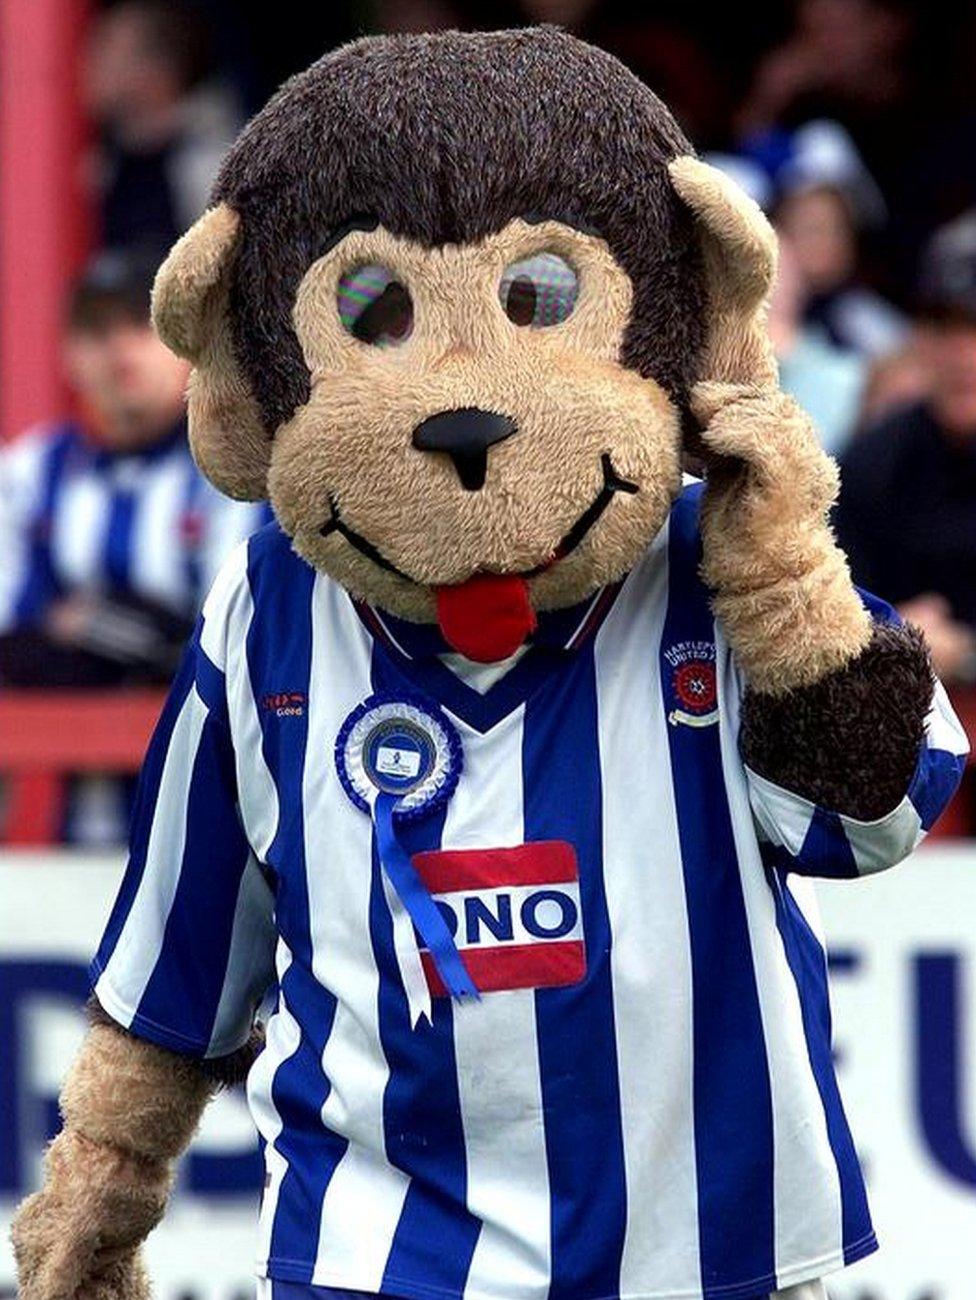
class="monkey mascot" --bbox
[13,27,968,1300]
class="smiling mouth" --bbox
[318,452,639,585]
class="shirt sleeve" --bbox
[0,428,58,634]
[743,591,970,879]
[90,548,277,1058]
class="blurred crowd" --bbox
[4,0,976,839]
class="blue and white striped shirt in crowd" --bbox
[0,419,268,632]
[91,484,967,1300]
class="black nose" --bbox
[412,407,518,491]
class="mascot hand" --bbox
[669,156,870,695]
[693,381,870,694]
[13,1133,158,1300]
[672,158,931,817]
[11,1023,212,1300]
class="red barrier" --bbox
[0,0,92,443]
[0,686,973,846]
[0,690,164,844]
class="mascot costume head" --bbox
[153,26,775,661]
[14,28,957,1300]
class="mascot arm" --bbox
[13,583,276,1300]
[692,370,967,869]
[11,1020,215,1300]
[669,158,967,860]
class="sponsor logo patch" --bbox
[412,840,586,995]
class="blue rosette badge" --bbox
[336,694,477,1026]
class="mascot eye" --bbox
[499,252,579,327]
[337,265,414,346]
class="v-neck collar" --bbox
[354,584,622,733]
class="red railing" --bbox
[1,687,974,845]
[0,690,165,843]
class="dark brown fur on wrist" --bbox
[740,621,933,821]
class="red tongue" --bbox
[436,574,537,663]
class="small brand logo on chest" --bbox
[262,691,307,718]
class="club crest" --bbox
[664,640,719,728]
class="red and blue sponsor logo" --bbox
[412,840,585,995]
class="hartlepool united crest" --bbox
[664,640,719,728]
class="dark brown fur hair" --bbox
[740,622,934,821]
[212,26,707,432]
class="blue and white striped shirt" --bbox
[0,420,267,632]
[91,485,967,1300]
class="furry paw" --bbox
[14,1188,149,1300]
[691,382,870,693]
[11,1131,168,1300]
[693,384,839,591]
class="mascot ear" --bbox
[669,156,779,391]
[152,203,271,501]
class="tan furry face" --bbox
[268,218,682,619]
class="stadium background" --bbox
[1,2,976,1299]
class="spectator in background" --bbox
[770,222,866,457]
[856,344,933,433]
[86,0,241,256]
[736,0,915,142]
[775,178,906,358]
[707,141,869,456]
[835,214,976,685]
[752,120,908,358]
[0,250,266,690]
[735,0,976,305]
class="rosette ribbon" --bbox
[373,790,479,1027]
[336,694,478,1028]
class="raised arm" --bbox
[671,158,967,870]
